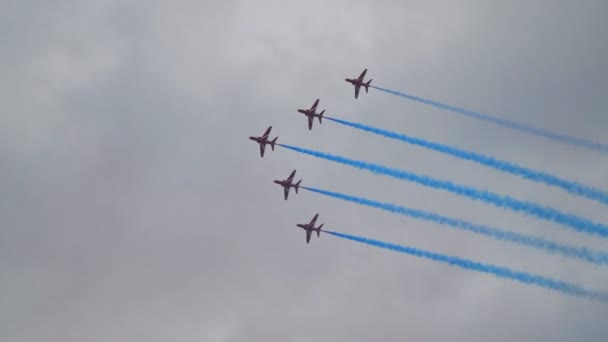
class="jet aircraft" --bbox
[297,99,325,130]
[345,68,372,99]
[273,170,302,200]
[296,213,324,244]
[248,126,277,157]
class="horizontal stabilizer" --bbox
[271,137,278,150]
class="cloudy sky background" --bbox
[2,0,608,340]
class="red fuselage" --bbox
[345,78,363,86]
[297,224,322,234]
[297,109,321,118]
[249,135,276,147]
[273,179,294,188]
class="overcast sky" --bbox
[2,0,608,341]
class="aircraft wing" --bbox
[287,170,296,182]
[311,99,319,111]
[310,213,319,226]
[354,85,360,99]
[259,143,265,157]
[284,186,289,200]
[308,116,313,130]
[358,69,367,81]
[262,126,272,138]
[306,230,312,243]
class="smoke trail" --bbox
[302,186,608,265]
[277,143,608,238]
[325,229,608,303]
[326,116,608,206]
[370,85,608,154]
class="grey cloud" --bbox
[2,0,608,341]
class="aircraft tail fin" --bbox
[295,180,302,193]
[318,110,325,123]
[270,137,278,150]
[317,224,323,237]
[365,79,372,92]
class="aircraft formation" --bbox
[246,67,608,302]
[249,69,370,243]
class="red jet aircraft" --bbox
[296,213,324,244]
[273,169,302,200]
[249,126,277,157]
[297,99,325,130]
[345,68,372,99]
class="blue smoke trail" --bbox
[326,116,608,206]
[325,229,608,303]
[303,186,608,265]
[370,85,608,154]
[277,143,608,238]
